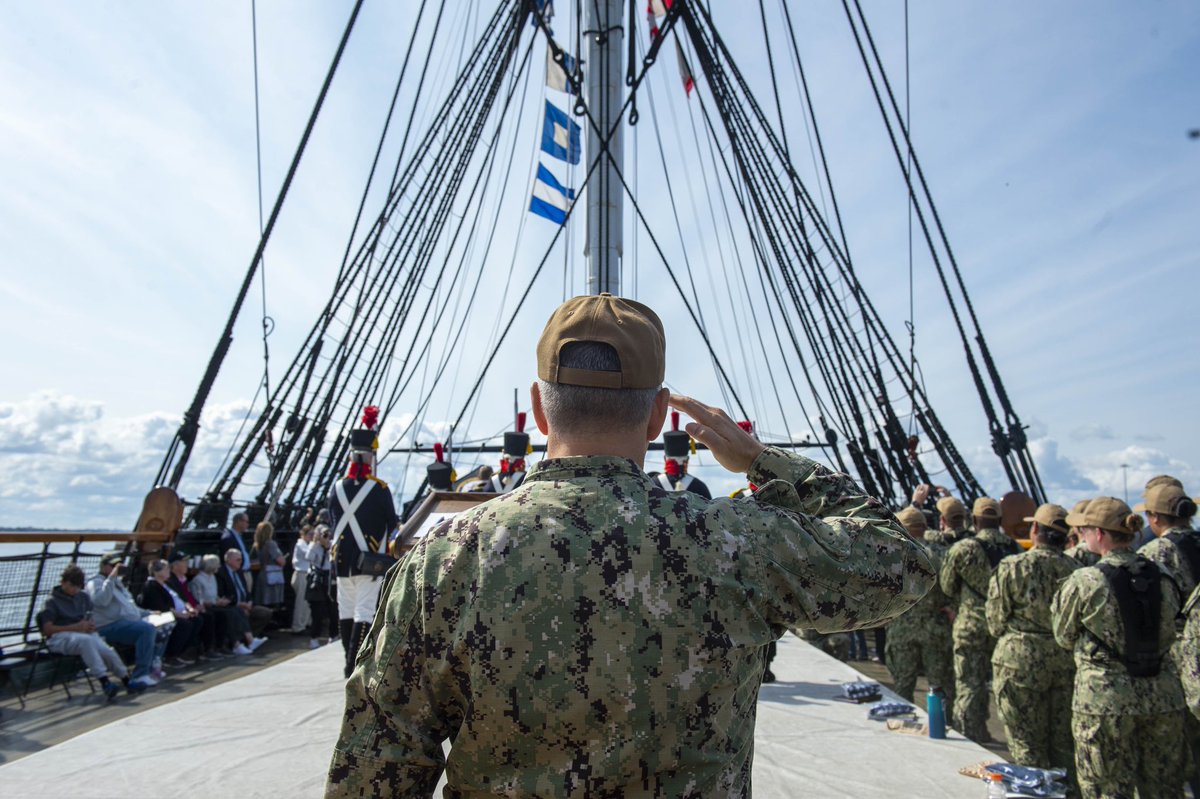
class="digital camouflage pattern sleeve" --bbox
[326,447,934,798]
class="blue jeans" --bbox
[98,618,156,678]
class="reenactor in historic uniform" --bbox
[646,412,712,499]
[327,294,936,797]
[1134,477,1199,795]
[986,503,1079,781]
[886,505,955,711]
[940,496,1021,742]
[1064,498,1100,567]
[328,405,399,678]
[1052,497,1187,799]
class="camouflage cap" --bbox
[935,496,966,519]
[537,294,665,389]
[100,551,124,567]
[895,506,927,532]
[1065,496,1142,535]
[1023,503,1069,535]
[972,496,1002,519]
[1134,482,1192,515]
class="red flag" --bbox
[675,38,694,96]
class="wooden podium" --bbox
[393,491,501,556]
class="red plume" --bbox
[361,405,380,430]
[737,420,753,434]
[516,412,526,433]
[671,411,680,432]
[433,442,444,463]
[664,459,681,478]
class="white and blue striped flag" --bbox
[529,163,575,225]
[540,100,581,164]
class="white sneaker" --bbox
[308,639,320,650]
[232,643,252,656]
[248,637,267,652]
[130,675,158,689]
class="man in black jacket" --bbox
[215,549,271,653]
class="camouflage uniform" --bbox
[326,448,935,797]
[986,546,1079,772]
[1139,525,1200,792]
[885,538,955,708]
[1181,585,1200,719]
[939,526,1020,741]
[926,524,969,547]
[1064,542,1100,567]
[1052,550,1186,799]
[799,628,850,661]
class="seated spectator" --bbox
[167,552,226,661]
[192,553,243,654]
[139,559,202,668]
[216,549,271,654]
[306,523,337,648]
[39,565,145,698]
[85,552,159,686]
[251,521,287,608]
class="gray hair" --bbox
[201,553,221,573]
[537,342,660,436]
[150,559,169,575]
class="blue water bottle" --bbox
[927,685,946,739]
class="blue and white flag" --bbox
[529,163,575,225]
[545,44,577,94]
[531,0,554,28]
[540,100,581,164]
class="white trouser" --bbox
[47,632,128,679]
[291,569,311,630]
[336,574,381,623]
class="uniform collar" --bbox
[525,455,648,483]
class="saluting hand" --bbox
[669,394,766,474]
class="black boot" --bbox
[339,619,354,662]
[345,622,370,679]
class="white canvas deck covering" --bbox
[0,634,994,797]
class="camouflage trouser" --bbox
[993,668,1074,773]
[801,629,849,662]
[1073,709,1186,799]
[885,635,955,712]
[953,644,991,742]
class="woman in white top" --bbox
[290,525,315,632]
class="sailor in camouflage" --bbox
[884,501,955,710]
[925,495,970,547]
[985,503,1079,778]
[1133,477,1199,796]
[939,496,1022,742]
[326,294,935,798]
[1181,585,1200,719]
[1052,496,1186,799]
[1064,499,1100,567]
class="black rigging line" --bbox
[155,0,366,493]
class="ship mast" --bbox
[584,0,624,296]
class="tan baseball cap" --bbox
[1146,474,1183,491]
[1134,483,1191,515]
[895,506,927,532]
[1065,496,1142,535]
[936,496,966,519]
[537,294,665,389]
[973,497,1002,519]
[1023,503,1069,535]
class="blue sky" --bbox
[1,1,1198,529]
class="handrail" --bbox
[0,531,171,544]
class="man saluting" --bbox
[327,294,934,797]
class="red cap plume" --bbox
[516,412,526,433]
[671,411,680,432]
[361,405,380,430]
[433,442,444,463]
[737,420,753,434]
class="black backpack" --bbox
[1095,557,1163,678]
